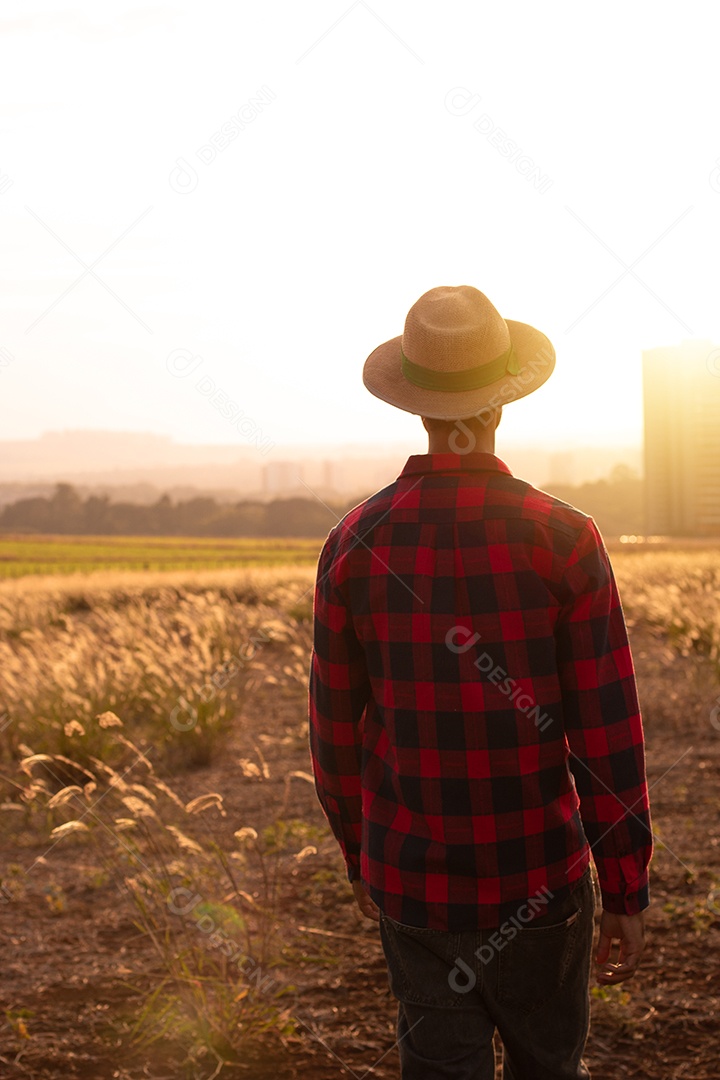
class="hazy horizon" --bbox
[0,425,644,454]
[0,426,644,497]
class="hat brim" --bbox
[362,319,555,420]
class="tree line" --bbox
[0,483,354,537]
[0,472,644,538]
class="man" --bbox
[308,285,652,1079]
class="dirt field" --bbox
[1,563,719,1079]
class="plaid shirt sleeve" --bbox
[556,516,653,915]
[308,530,371,883]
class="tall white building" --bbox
[642,340,720,535]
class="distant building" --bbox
[321,459,343,492]
[643,340,720,535]
[262,460,304,495]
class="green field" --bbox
[0,533,323,578]
[2,532,720,581]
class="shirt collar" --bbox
[400,452,514,479]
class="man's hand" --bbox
[352,879,381,922]
[595,909,646,985]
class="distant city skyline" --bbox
[0,427,643,497]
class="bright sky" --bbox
[1,0,719,453]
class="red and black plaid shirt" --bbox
[308,451,652,930]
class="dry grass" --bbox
[1,554,717,776]
[613,552,720,665]
[8,720,318,1074]
[0,566,318,1074]
[0,566,315,770]
[1,554,719,1075]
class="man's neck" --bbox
[426,431,496,455]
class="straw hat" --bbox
[362,285,555,420]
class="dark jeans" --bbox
[378,867,596,1080]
